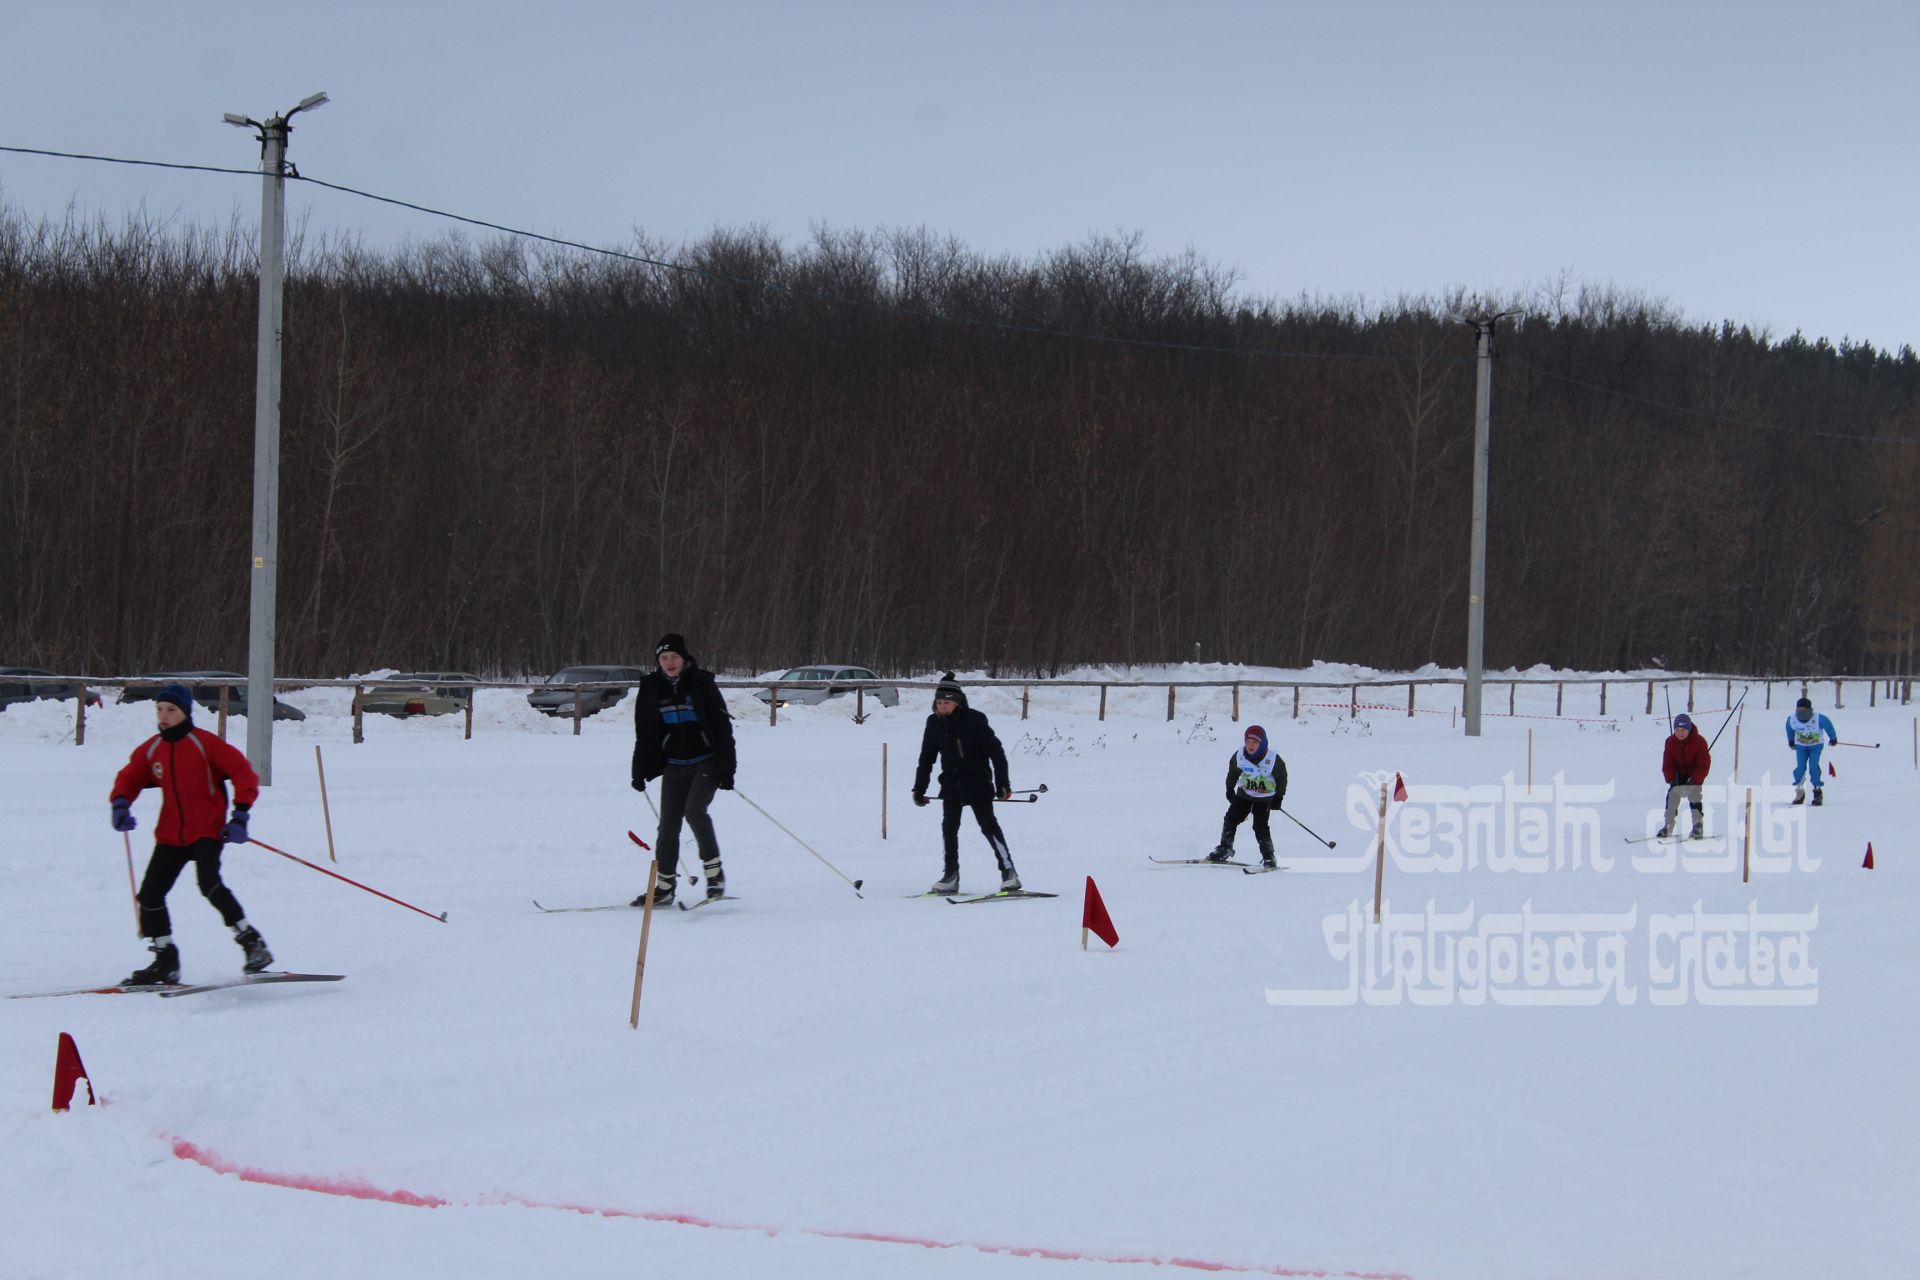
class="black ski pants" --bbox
[941,796,1015,877]
[138,838,246,939]
[1221,794,1276,852]
[655,761,721,878]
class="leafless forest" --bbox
[3,209,1915,679]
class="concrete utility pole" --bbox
[1462,310,1518,738]
[225,92,327,784]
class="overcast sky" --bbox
[4,0,1913,352]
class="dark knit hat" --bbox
[154,682,194,714]
[934,672,964,704]
[1795,697,1813,711]
[1243,724,1269,755]
[654,633,691,663]
[1672,713,1693,731]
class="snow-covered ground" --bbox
[3,669,1914,1280]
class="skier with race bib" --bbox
[1784,696,1838,806]
[1206,725,1287,869]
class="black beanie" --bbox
[934,672,964,705]
[655,634,691,663]
[1795,697,1813,711]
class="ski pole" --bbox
[1831,741,1881,748]
[123,831,140,935]
[246,838,449,923]
[1276,805,1339,849]
[1009,784,1048,796]
[1706,685,1749,752]
[733,789,864,896]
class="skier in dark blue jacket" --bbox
[911,673,1021,895]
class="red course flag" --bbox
[1863,843,1874,870]
[1082,876,1119,949]
[1828,761,1837,778]
[1393,772,1408,803]
[52,1032,94,1111]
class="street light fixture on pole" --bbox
[225,92,327,784]
[1461,308,1520,738]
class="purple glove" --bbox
[111,799,137,833]
[223,806,250,844]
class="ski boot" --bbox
[631,877,675,909]
[124,941,180,987]
[999,867,1023,893]
[1791,786,1806,806]
[234,925,274,975]
[929,870,960,895]
[1258,840,1278,870]
[1204,844,1235,863]
[1811,789,1824,807]
[702,857,727,901]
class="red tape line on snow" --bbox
[169,1136,1408,1279]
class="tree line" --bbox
[1,207,1915,680]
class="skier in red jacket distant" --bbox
[1657,713,1711,839]
[109,683,273,985]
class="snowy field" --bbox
[2,665,1915,1280]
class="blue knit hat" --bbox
[154,682,194,714]
[1672,713,1693,731]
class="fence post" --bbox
[1871,681,1877,707]
[218,685,230,740]
[1232,683,1240,722]
[1349,684,1357,719]
[1765,681,1772,710]
[1646,680,1654,714]
[352,685,364,744]
[1687,678,1695,712]
[1098,685,1107,722]
[1555,682,1563,717]
[1292,686,1300,718]
[856,686,866,723]
[1509,683,1516,716]
[1021,685,1029,720]
[1167,685,1176,722]
[573,686,584,736]
[74,684,87,746]
[770,687,780,726]
[1834,678,1843,709]
[1725,679,1732,708]
[464,690,474,741]
[1408,683,1416,718]
[1599,681,1607,716]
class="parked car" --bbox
[117,671,307,721]
[528,665,650,718]
[0,666,103,711]
[752,665,900,709]
[358,672,481,718]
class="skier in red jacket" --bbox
[109,683,273,985]
[1657,713,1712,839]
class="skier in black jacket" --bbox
[631,633,736,907]
[911,672,1021,895]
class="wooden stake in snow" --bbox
[1742,789,1754,884]
[881,742,889,841]
[629,862,660,1030]
[315,745,338,863]
[1372,781,1389,923]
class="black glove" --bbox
[717,773,735,792]
[913,793,929,808]
[223,806,251,844]
[1675,774,1692,787]
[631,778,646,794]
[111,798,137,833]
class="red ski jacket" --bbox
[111,727,260,846]
[1661,732,1712,785]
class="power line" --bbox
[2,141,1435,366]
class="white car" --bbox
[752,665,900,709]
